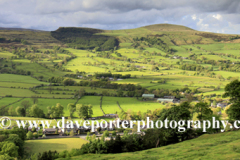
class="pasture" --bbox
[25,138,87,154]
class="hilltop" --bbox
[142,23,195,31]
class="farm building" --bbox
[142,94,155,99]
[43,128,59,135]
[157,98,174,103]
[157,98,180,103]
[164,96,175,99]
[217,103,228,108]
[104,114,118,118]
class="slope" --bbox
[57,130,240,160]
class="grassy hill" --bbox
[0,23,239,120]
[0,23,239,48]
[57,130,240,160]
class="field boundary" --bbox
[116,101,124,111]
[6,98,25,107]
[74,97,80,105]
[99,96,105,115]
[0,97,25,115]
[1,96,74,99]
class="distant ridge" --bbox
[0,27,43,32]
[0,23,195,32]
[142,23,195,31]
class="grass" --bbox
[57,130,240,160]
[25,138,87,154]
[0,51,14,58]
[8,98,77,117]
[0,88,37,97]
[0,97,22,107]
[106,97,165,113]
[0,74,47,84]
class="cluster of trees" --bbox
[43,77,199,98]
[219,63,240,72]
[115,52,122,57]
[223,80,240,124]
[229,35,240,40]
[132,37,173,53]
[67,103,93,119]
[6,98,93,119]
[51,28,119,51]
[48,77,64,83]
[95,73,131,79]
[180,64,206,71]
[0,127,26,159]
[0,61,32,76]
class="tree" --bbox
[132,125,138,133]
[63,78,76,86]
[97,127,101,133]
[0,141,19,158]
[186,93,193,103]
[29,105,45,118]
[76,104,93,119]
[33,133,38,139]
[48,84,53,94]
[31,96,38,104]
[26,131,33,140]
[75,89,85,99]
[112,131,117,137]
[103,130,109,137]
[194,102,213,121]
[158,102,192,143]
[6,134,24,157]
[223,80,240,103]
[69,130,75,137]
[86,132,91,141]
[15,107,25,117]
[8,106,15,116]
[67,103,76,118]
[212,100,217,107]
[0,154,15,160]
[223,80,240,122]
[21,100,31,117]
[47,103,64,118]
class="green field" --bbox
[25,138,87,154]
[8,98,77,116]
[0,74,48,84]
[0,97,22,106]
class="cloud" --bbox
[213,14,222,20]
[0,0,240,33]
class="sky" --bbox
[0,0,240,34]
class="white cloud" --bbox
[191,14,197,20]
[213,14,222,20]
[0,0,240,33]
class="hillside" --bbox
[1,23,240,160]
[0,23,239,48]
[57,130,240,160]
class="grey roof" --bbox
[43,128,56,131]
[142,94,155,97]
[157,98,174,102]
